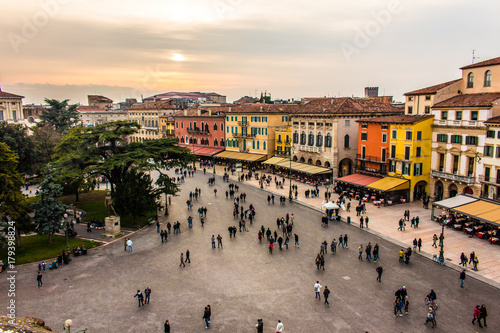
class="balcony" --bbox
[187,128,210,134]
[233,133,256,138]
[388,154,411,162]
[238,121,249,127]
[431,170,475,185]
[356,154,387,163]
[478,175,500,185]
[298,145,322,153]
[144,126,158,131]
[433,119,484,127]
[357,166,388,176]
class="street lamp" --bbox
[439,220,445,262]
[63,213,69,252]
[63,319,87,333]
[288,144,295,202]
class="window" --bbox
[441,111,448,120]
[220,138,224,146]
[181,122,183,129]
[416,147,421,157]
[471,111,478,121]
[438,153,445,171]
[425,106,431,114]
[214,138,218,146]
[317,133,323,147]
[437,134,448,143]
[484,145,494,157]
[496,146,500,158]
[417,131,422,140]
[343,134,349,148]
[214,123,218,131]
[325,123,332,127]
[308,122,315,126]
[226,116,229,121]
[300,122,305,126]
[453,155,459,174]
[391,145,396,158]
[325,133,332,147]
[361,146,366,159]
[180,137,184,143]
[484,70,492,87]
[361,132,367,141]
[262,116,267,122]
[263,141,266,150]
[453,111,462,121]
[451,135,462,144]
[234,116,238,122]
[392,130,397,139]
[487,130,495,138]
[407,106,413,114]
[403,162,410,175]
[382,133,387,143]
[466,136,478,145]
[467,72,474,88]
[285,135,290,144]
[176,121,178,128]
[300,131,306,145]
[484,167,491,182]
[257,141,260,150]
[406,131,412,140]
[381,148,387,162]
[345,120,350,126]
[404,146,410,160]
[425,95,431,101]
[414,163,422,176]
[389,160,396,172]
[226,126,229,133]
[293,131,299,144]
[361,124,368,129]
[381,125,388,130]
[408,96,414,101]
[308,132,314,146]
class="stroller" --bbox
[49,260,58,270]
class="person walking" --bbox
[344,234,349,248]
[134,290,144,307]
[180,253,185,267]
[127,239,133,252]
[373,243,379,263]
[314,281,322,299]
[203,306,211,329]
[255,319,264,333]
[323,286,330,306]
[480,304,488,327]
[156,220,160,233]
[217,234,223,248]
[432,234,438,248]
[365,216,369,228]
[275,320,283,333]
[37,271,43,287]
[186,249,191,263]
[358,244,363,261]
[472,305,482,327]
[460,269,466,288]
[376,265,383,282]
[164,319,170,333]
[399,249,404,264]
[144,287,151,304]
[413,238,417,251]
[124,237,128,251]
[417,238,422,252]
[359,216,364,229]
[294,233,299,248]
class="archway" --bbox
[307,158,313,165]
[434,181,443,201]
[413,180,427,200]
[324,161,331,168]
[338,158,353,177]
[299,157,305,163]
[463,187,473,195]
[448,183,458,198]
[316,160,322,166]
[292,156,298,162]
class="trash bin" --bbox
[347,216,351,224]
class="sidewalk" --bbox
[208,163,500,288]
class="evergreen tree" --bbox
[39,98,79,133]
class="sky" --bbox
[0,0,499,105]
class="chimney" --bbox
[209,109,212,116]
[197,109,201,116]
[184,110,187,116]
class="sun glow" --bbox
[171,54,185,61]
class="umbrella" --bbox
[323,202,339,209]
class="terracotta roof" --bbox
[128,100,182,110]
[77,106,107,112]
[485,116,500,124]
[295,97,402,115]
[432,93,500,108]
[172,108,226,118]
[225,103,300,114]
[0,91,24,98]
[404,79,461,96]
[359,114,434,124]
[460,56,500,70]
[234,96,259,104]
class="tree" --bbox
[39,98,79,133]
[0,143,32,246]
[113,169,158,225]
[32,167,68,243]
[0,122,35,175]
[31,124,63,174]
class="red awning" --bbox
[335,173,382,187]
[182,145,224,157]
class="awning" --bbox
[432,195,478,210]
[366,177,410,192]
[336,174,382,187]
[451,200,500,227]
[262,156,289,166]
[214,151,268,162]
[184,146,224,157]
[272,160,332,175]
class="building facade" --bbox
[481,116,500,201]
[404,80,461,115]
[88,95,113,110]
[275,125,291,156]
[127,101,181,142]
[159,115,175,138]
[78,106,127,127]
[0,89,24,123]
[355,120,391,177]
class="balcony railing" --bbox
[238,121,249,127]
[478,175,500,185]
[187,128,210,134]
[388,154,411,162]
[356,166,388,176]
[431,170,475,185]
[144,126,158,130]
[234,133,256,138]
[356,154,387,163]
[433,119,483,127]
[298,145,322,153]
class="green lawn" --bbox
[60,191,155,229]
[0,235,100,265]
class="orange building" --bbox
[356,120,390,176]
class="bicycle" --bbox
[433,254,446,265]
[424,297,439,312]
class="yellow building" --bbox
[275,125,291,156]
[385,115,434,200]
[159,115,175,138]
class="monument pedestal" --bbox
[104,216,121,237]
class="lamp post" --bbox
[439,220,445,262]
[288,145,295,202]
[63,213,69,252]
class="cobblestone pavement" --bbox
[1,167,499,332]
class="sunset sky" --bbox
[1,0,498,105]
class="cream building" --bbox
[0,89,24,123]
[480,116,500,201]
[78,106,127,127]
[404,80,461,115]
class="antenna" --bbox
[472,50,479,64]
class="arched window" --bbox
[325,133,332,147]
[189,137,192,144]
[205,123,209,132]
[308,132,314,146]
[293,131,299,144]
[181,137,185,143]
[344,134,350,148]
[226,139,229,147]
[201,122,204,130]
[189,122,192,129]
[221,138,225,147]
[201,138,205,145]
[300,131,306,145]
[467,72,474,88]
[316,132,323,147]
[214,138,218,146]
[185,135,188,143]
[485,70,492,87]
[214,123,218,131]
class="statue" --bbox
[105,193,117,217]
